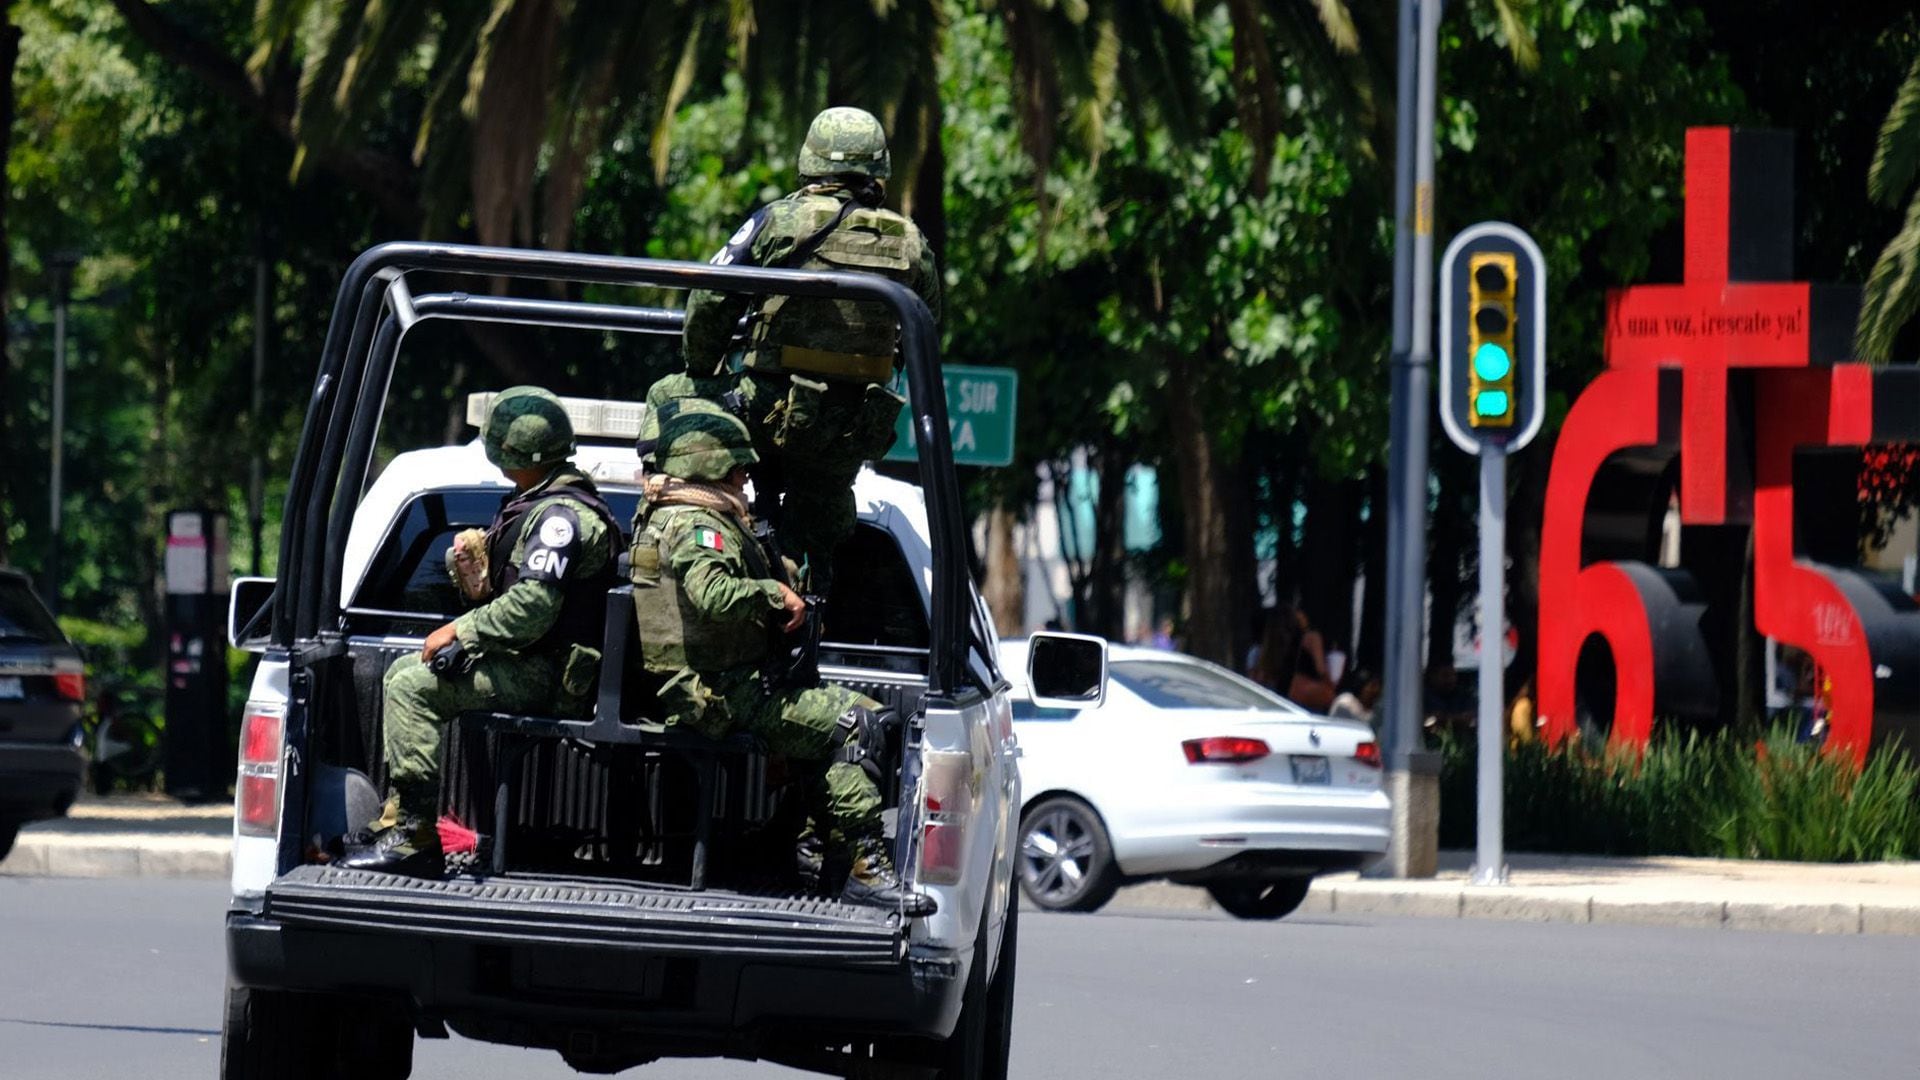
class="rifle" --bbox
[754,519,823,691]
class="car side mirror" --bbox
[229,577,276,653]
[1027,632,1109,710]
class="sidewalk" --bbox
[7,797,1919,935]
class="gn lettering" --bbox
[884,364,1018,468]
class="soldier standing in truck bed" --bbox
[667,105,941,599]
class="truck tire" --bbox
[221,986,319,1080]
[978,890,1019,1080]
[221,985,414,1080]
[870,905,998,1079]
[1206,877,1312,920]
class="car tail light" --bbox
[1182,736,1271,764]
[1353,740,1382,768]
[236,705,284,838]
[918,750,974,886]
[54,672,86,702]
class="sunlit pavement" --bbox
[3,877,1915,1079]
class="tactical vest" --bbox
[745,194,927,382]
[486,476,622,653]
[629,503,777,674]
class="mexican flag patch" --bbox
[694,527,725,552]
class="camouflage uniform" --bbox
[679,106,940,594]
[350,388,619,871]
[630,400,933,914]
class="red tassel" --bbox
[437,815,481,856]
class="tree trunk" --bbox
[1503,429,1551,697]
[983,504,1025,636]
[0,3,18,564]
[1087,438,1129,640]
[1359,466,1388,672]
[1427,456,1468,677]
[1168,350,1251,668]
[1297,470,1360,651]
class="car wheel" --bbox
[0,822,18,863]
[1206,877,1312,920]
[1017,797,1119,913]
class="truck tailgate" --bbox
[265,866,906,966]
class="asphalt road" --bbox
[3,877,1916,1079]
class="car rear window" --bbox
[0,578,64,643]
[1110,659,1303,712]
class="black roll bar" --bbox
[273,242,969,697]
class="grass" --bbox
[1438,725,1920,862]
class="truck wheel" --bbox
[0,822,18,863]
[1206,877,1312,920]
[221,985,414,1080]
[221,986,319,1080]
[870,907,996,1079]
[978,890,1019,1080]
[1017,796,1119,913]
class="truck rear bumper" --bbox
[228,867,965,1056]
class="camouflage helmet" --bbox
[654,397,758,482]
[482,386,575,470]
[798,106,891,180]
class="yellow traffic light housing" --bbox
[1467,252,1517,428]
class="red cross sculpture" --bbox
[1537,127,1920,763]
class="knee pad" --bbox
[833,705,896,785]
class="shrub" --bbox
[1438,726,1920,862]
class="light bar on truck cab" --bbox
[466,392,648,441]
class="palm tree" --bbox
[1860,53,1920,362]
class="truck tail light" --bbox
[53,672,86,702]
[1182,736,1270,764]
[236,705,284,838]
[918,750,974,886]
[1353,740,1382,768]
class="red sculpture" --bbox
[1537,127,1920,763]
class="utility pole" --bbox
[1377,0,1443,878]
[45,250,78,616]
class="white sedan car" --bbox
[1001,639,1390,919]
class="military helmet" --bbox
[655,397,758,482]
[482,386,575,470]
[798,106,891,180]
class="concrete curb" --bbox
[1,833,230,881]
[7,835,1917,938]
[1107,880,1920,936]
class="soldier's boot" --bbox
[841,835,937,917]
[339,788,442,876]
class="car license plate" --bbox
[1290,755,1331,785]
[0,677,22,699]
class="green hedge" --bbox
[1438,727,1920,862]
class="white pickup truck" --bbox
[220,243,1108,1079]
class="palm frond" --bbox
[247,0,314,77]
[1308,0,1358,54]
[652,19,706,184]
[1869,54,1920,208]
[1858,190,1920,362]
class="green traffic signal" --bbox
[1473,341,1512,382]
[1474,389,1511,418]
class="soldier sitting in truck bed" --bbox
[628,398,935,916]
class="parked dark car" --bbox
[0,569,85,861]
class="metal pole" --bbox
[1382,0,1417,772]
[1378,0,1442,878]
[47,263,70,617]
[1472,444,1508,885]
[250,251,268,576]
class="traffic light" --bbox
[1439,222,1546,455]
[1467,253,1517,428]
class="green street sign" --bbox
[883,364,1018,468]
